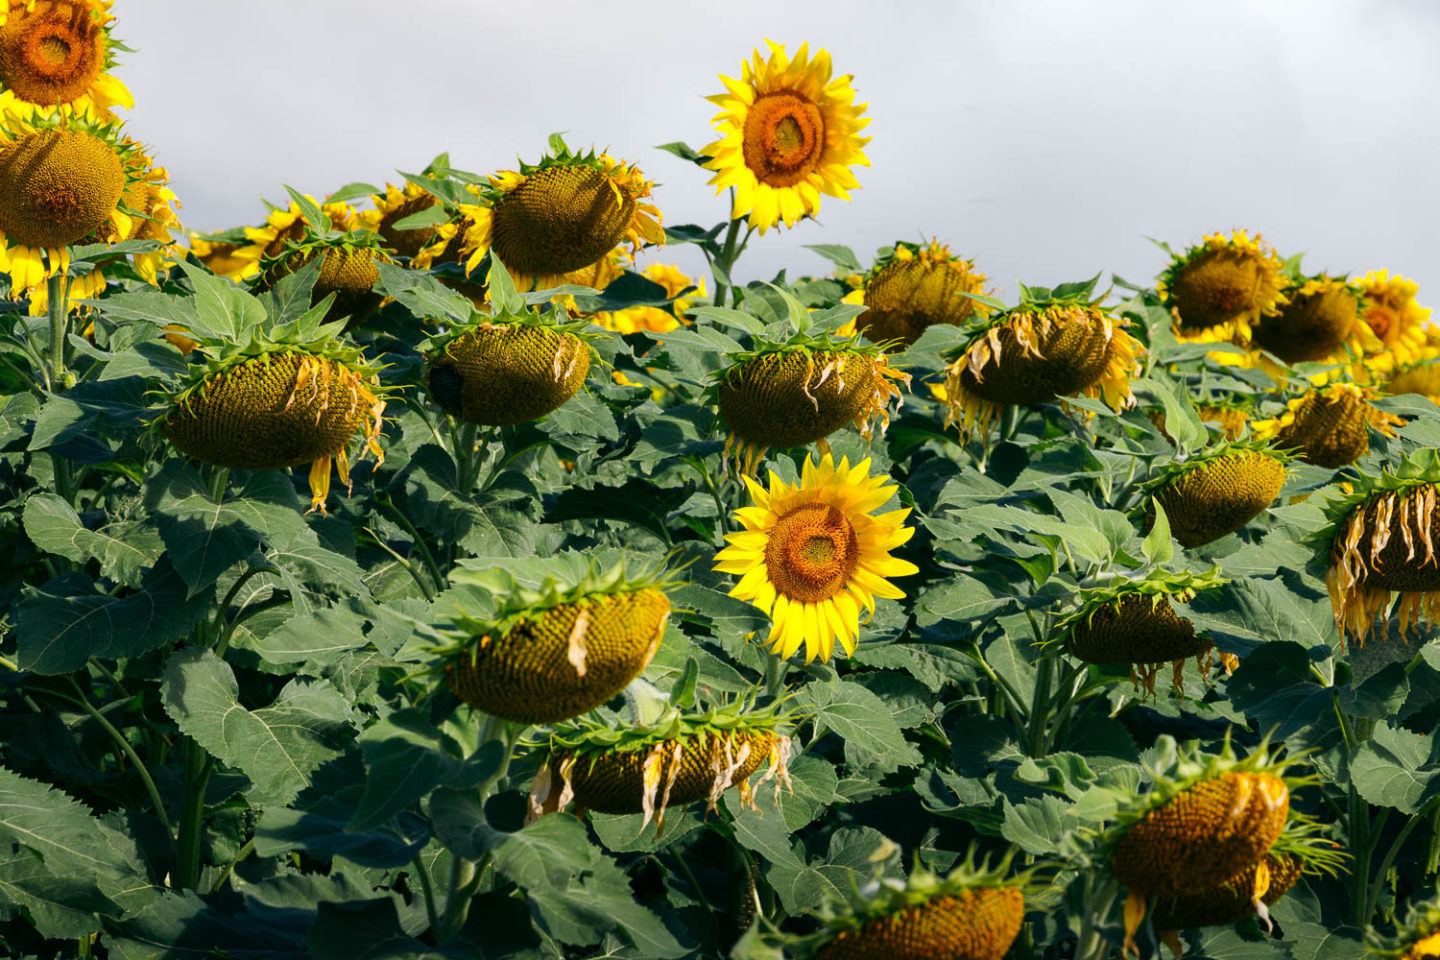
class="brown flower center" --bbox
[765,503,857,603]
[0,5,105,107]
[742,92,825,188]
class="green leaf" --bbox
[654,141,703,164]
[244,602,371,667]
[1350,721,1438,813]
[800,680,919,773]
[489,814,599,891]
[161,648,355,804]
[145,460,309,596]
[306,898,450,960]
[687,305,766,336]
[0,844,120,939]
[350,710,466,831]
[177,262,267,342]
[15,560,211,674]
[1137,374,1206,453]
[1142,498,1174,565]
[487,257,525,315]
[802,244,862,274]
[22,493,162,585]
[374,261,473,323]
[0,767,135,879]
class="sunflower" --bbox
[0,113,135,295]
[454,137,663,289]
[1252,275,1364,364]
[1319,453,1440,647]
[0,0,131,119]
[1385,358,1440,404]
[713,453,918,663]
[357,179,460,269]
[232,194,360,266]
[591,262,707,335]
[1251,382,1402,469]
[701,40,870,235]
[1355,269,1433,377]
[941,283,1143,440]
[1146,443,1288,548]
[1368,889,1440,959]
[842,239,989,347]
[1098,735,1327,957]
[1054,568,1228,697]
[187,230,260,282]
[1157,230,1288,343]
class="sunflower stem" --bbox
[1366,796,1440,923]
[46,272,67,388]
[62,678,172,834]
[173,741,215,890]
[712,215,745,307]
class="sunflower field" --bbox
[7,8,1440,960]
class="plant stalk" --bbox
[711,215,744,307]
[46,272,67,387]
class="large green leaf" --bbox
[22,493,164,586]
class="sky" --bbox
[117,0,1440,302]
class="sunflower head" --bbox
[941,277,1144,439]
[0,0,131,117]
[1317,451,1440,647]
[1145,442,1288,548]
[433,557,679,725]
[152,264,388,514]
[717,341,908,476]
[1149,818,1345,942]
[456,135,663,286]
[1098,735,1319,954]
[1055,568,1228,696]
[850,239,989,348]
[361,179,448,262]
[234,190,361,264]
[424,264,600,427]
[701,40,870,235]
[1251,382,1402,469]
[781,844,1038,960]
[1385,360,1440,403]
[530,695,794,834]
[1356,269,1432,376]
[1253,275,1363,363]
[713,452,918,664]
[1157,230,1288,340]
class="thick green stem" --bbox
[46,273,67,387]
[711,216,744,307]
[436,722,525,941]
[1075,873,1119,960]
[1026,654,1055,757]
[412,854,441,935]
[454,421,480,493]
[762,655,786,700]
[172,741,215,890]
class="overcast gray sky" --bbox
[118,0,1440,301]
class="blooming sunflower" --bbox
[713,453,918,663]
[1354,269,1433,378]
[941,279,1143,439]
[591,262,706,335]
[842,239,990,347]
[357,179,460,269]
[0,0,131,119]
[1157,230,1288,342]
[454,136,663,289]
[0,112,137,295]
[187,230,260,282]
[701,40,870,234]
[1317,451,1440,648]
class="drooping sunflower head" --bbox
[1251,381,1403,469]
[0,112,141,294]
[358,179,453,264]
[424,267,600,427]
[1356,269,1433,377]
[1369,887,1440,959]
[455,135,663,287]
[1148,817,1345,948]
[940,278,1144,440]
[847,239,990,348]
[1384,358,1440,404]
[713,452,918,664]
[1143,441,1289,548]
[778,844,1038,960]
[1054,568,1228,696]
[717,341,909,476]
[0,0,131,118]
[1316,450,1440,648]
[151,264,388,514]
[529,696,794,835]
[1099,734,1317,954]
[1157,230,1289,341]
[702,40,870,235]
[434,556,679,725]
[1252,275,1364,364]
